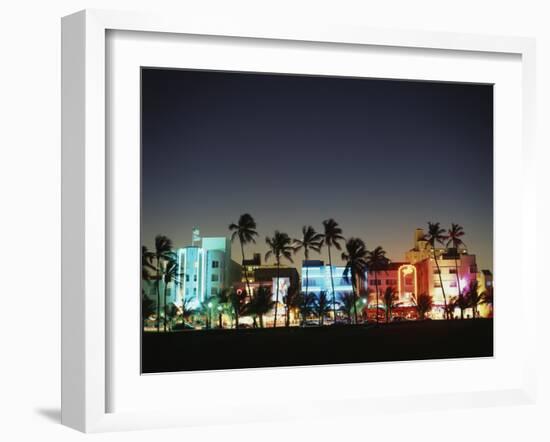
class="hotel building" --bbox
[237,253,299,299]
[169,236,241,309]
[301,260,361,297]
[298,228,493,320]
[406,228,490,319]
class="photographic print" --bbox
[140,68,494,373]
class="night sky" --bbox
[141,68,493,271]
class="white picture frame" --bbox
[61,9,537,433]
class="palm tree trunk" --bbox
[433,249,448,319]
[454,257,462,298]
[163,281,168,332]
[375,271,379,324]
[241,242,252,299]
[328,246,337,322]
[259,314,264,328]
[352,271,358,324]
[156,256,161,332]
[273,261,280,327]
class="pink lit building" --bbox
[406,228,490,319]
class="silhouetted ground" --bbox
[142,319,493,373]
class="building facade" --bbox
[407,228,489,319]
[170,236,241,309]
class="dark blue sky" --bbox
[141,68,493,270]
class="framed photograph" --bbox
[62,9,537,432]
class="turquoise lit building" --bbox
[170,236,241,309]
[300,260,366,298]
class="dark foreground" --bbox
[142,319,493,373]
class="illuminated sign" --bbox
[272,277,290,302]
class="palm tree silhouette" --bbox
[224,288,245,329]
[152,235,174,331]
[283,286,300,327]
[455,289,469,319]
[465,280,483,319]
[366,246,390,323]
[445,296,457,319]
[296,291,316,326]
[293,225,323,299]
[481,286,493,317]
[338,292,355,324]
[141,246,155,280]
[322,219,345,322]
[412,292,433,320]
[142,290,156,329]
[162,256,181,331]
[341,238,368,324]
[229,214,258,298]
[245,285,275,328]
[382,286,397,323]
[265,231,294,327]
[446,223,466,300]
[423,222,449,319]
[313,291,332,325]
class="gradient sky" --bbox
[141,68,493,271]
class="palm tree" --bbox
[322,219,345,323]
[341,238,368,324]
[412,293,433,320]
[296,291,316,326]
[164,302,179,330]
[179,295,193,326]
[293,225,323,298]
[229,214,258,298]
[465,280,483,319]
[283,286,301,327]
[162,255,181,331]
[214,289,232,329]
[366,246,390,323]
[455,289,469,319]
[152,235,174,331]
[445,223,466,298]
[382,286,397,323]
[142,290,156,329]
[141,246,156,280]
[265,231,295,327]
[481,286,494,317]
[445,296,457,320]
[224,288,245,329]
[312,291,332,325]
[423,222,449,319]
[338,292,355,324]
[244,285,275,328]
